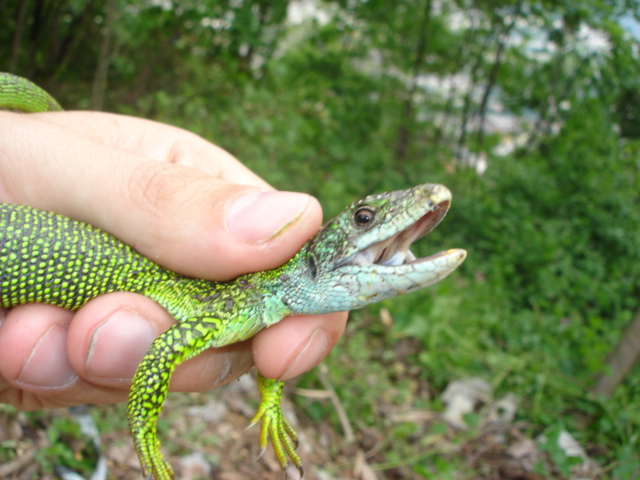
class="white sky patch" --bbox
[576,23,611,54]
[288,0,331,25]
[447,9,480,31]
[620,15,640,39]
[149,0,172,10]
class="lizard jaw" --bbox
[343,200,451,268]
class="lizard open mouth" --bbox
[303,183,465,312]
[344,200,451,267]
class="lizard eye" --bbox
[354,207,375,227]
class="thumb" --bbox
[0,111,321,279]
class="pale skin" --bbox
[0,111,347,410]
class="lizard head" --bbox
[288,183,466,314]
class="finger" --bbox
[67,293,254,392]
[0,304,76,392]
[0,112,323,280]
[0,303,122,410]
[34,111,268,187]
[0,294,256,410]
[252,312,348,380]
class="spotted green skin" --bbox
[0,72,467,479]
[0,73,62,112]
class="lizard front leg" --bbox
[127,320,217,480]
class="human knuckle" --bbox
[128,162,196,220]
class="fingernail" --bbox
[282,329,329,379]
[18,324,78,388]
[86,308,158,380]
[227,191,311,244]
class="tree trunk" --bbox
[475,1,523,148]
[455,35,487,163]
[393,0,432,163]
[50,0,97,82]
[90,0,117,110]
[590,309,640,398]
[9,0,31,72]
[475,38,505,147]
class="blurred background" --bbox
[1,1,639,479]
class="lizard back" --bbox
[0,203,166,310]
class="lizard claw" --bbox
[250,375,304,475]
[257,446,267,461]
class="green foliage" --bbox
[35,414,96,474]
[0,406,98,476]
[610,441,640,479]
[450,99,640,319]
[536,425,585,477]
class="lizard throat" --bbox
[341,200,450,268]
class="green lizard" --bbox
[0,72,467,479]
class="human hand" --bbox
[0,111,347,410]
